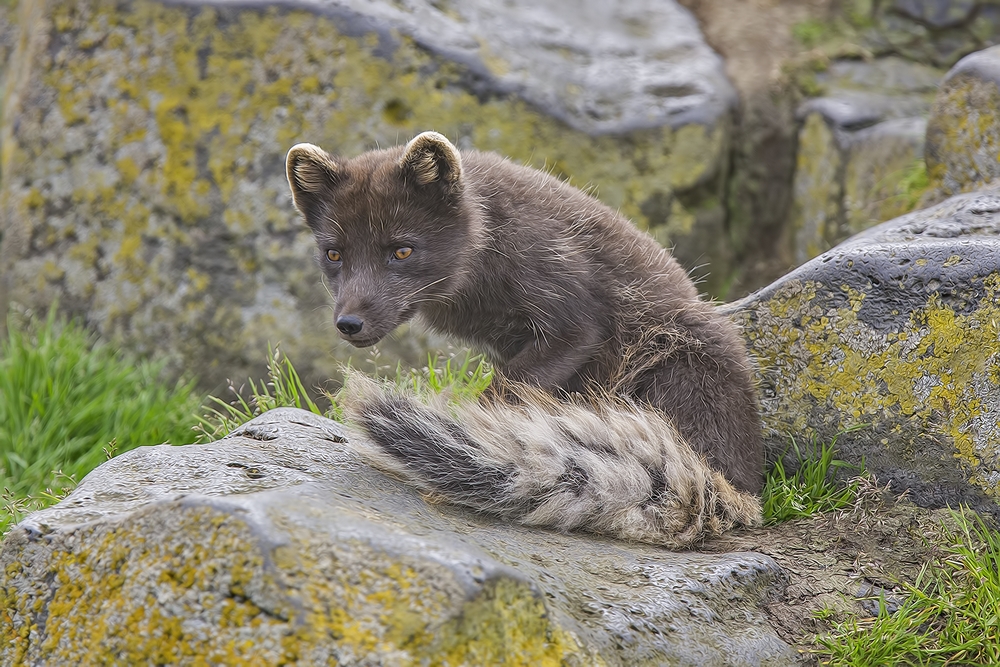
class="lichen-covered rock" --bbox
[0,408,797,666]
[843,117,928,235]
[789,57,941,263]
[865,0,1000,68]
[731,185,1000,514]
[790,110,844,264]
[790,110,927,265]
[925,45,1000,197]
[0,0,736,392]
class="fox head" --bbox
[286,132,481,347]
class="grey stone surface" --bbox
[730,184,1000,516]
[1,408,796,666]
[892,0,978,29]
[862,0,1000,67]
[209,0,736,135]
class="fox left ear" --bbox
[286,143,341,216]
[399,131,463,191]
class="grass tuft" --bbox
[0,307,204,532]
[196,349,493,441]
[815,508,1000,665]
[195,345,325,441]
[392,353,494,402]
[762,433,862,524]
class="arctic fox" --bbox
[286,132,764,546]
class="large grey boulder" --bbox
[731,184,1000,515]
[0,0,737,396]
[254,0,736,135]
[0,408,797,666]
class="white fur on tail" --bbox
[342,376,761,548]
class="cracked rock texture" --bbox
[0,0,737,396]
[0,408,796,666]
[730,184,1000,516]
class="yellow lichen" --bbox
[926,75,1000,195]
[748,273,1000,495]
[3,0,734,410]
[1,501,603,664]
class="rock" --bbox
[0,408,797,665]
[0,0,737,394]
[892,0,978,30]
[789,58,942,264]
[865,0,1000,68]
[925,45,1000,197]
[313,0,736,135]
[791,111,843,264]
[842,117,928,235]
[730,184,1000,515]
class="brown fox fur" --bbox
[285,132,764,545]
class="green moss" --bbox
[845,154,929,236]
[792,19,833,49]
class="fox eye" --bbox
[393,247,413,260]
[326,249,341,262]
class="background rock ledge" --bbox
[730,184,1000,516]
[0,0,739,399]
[1,408,796,666]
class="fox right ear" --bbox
[399,131,463,191]
[286,143,341,215]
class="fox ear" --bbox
[286,143,341,215]
[399,131,463,190]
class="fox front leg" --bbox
[492,322,606,392]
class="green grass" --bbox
[394,353,494,402]
[196,349,494,441]
[762,433,862,524]
[8,309,999,665]
[815,508,1000,666]
[0,307,205,531]
[195,345,326,442]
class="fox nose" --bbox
[336,315,364,336]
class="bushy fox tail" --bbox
[341,376,761,548]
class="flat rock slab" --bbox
[730,185,1000,513]
[1,409,796,666]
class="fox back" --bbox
[287,132,764,493]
